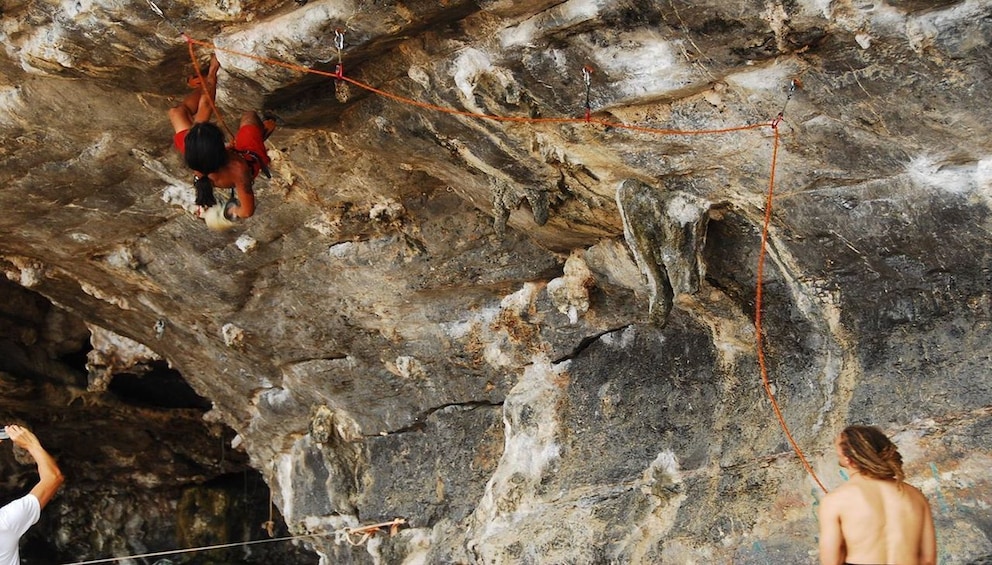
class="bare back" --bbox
[819,476,936,565]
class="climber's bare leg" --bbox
[168,53,220,133]
[240,110,263,129]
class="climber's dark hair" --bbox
[183,122,227,207]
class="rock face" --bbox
[1,0,991,563]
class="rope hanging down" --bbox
[755,122,828,494]
[176,34,827,489]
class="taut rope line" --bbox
[61,533,324,565]
[60,518,409,564]
[185,37,770,136]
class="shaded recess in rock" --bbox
[107,360,212,410]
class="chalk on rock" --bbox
[236,234,258,253]
[222,323,245,348]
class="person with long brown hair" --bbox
[818,425,936,565]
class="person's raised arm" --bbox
[818,493,845,565]
[6,425,64,509]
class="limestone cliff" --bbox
[1,0,991,563]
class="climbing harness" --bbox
[237,148,271,179]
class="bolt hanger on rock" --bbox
[582,65,594,121]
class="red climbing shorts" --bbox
[174,124,271,179]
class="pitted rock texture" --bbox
[1,0,992,563]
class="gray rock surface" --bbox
[1,0,991,563]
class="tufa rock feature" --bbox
[85,323,162,392]
[617,179,710,326]
[546,251,596,324]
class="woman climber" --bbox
[167,53,275,230]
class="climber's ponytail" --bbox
[194,175,217,207]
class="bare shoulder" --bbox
[819,482,856,513]
[901,482,932,506]
[824,480,860,501]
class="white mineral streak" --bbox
[666,193,707,226]
[589,31,685,100]
[1,256,44,288]
[441,283,542,369]
[614,451,687,562]
[369,198,405,222]
[258,386,293,409]
[8,24,74,73]
[907,154,983,196]
[486,283,542,368]
[752,222,861,435]
[275,452,297,522]
[451,49,494,114]
[217,1,357,80]
[616,183,659,315]
[104,245,138,271]
[221,322,245,347]
[467,356,565,557]
[2,0,134,72]
[723,60,796,95]
[389,355,427,380]
[235,234,258,253]
[393,527,432,565]
[601,323,638,349]
[975,158,992,217]
[130,148,198,211]
[499,0,602,48]
[0,86,25,126]
[408,66,432,91]
[88,323,161,364]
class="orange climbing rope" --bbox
[185,36,764,137]
[755,124,828,493]
[180,34,826,492]
[186,39,236,140]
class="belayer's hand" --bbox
[6,425,43,452]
